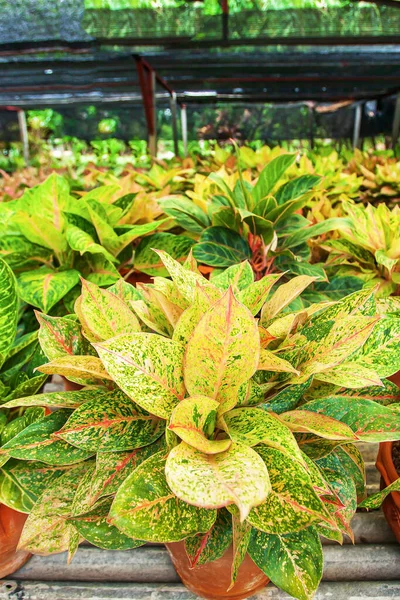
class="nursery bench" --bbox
[1,447,399,600]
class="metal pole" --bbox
[148,70,157,158]
[392,93,400,148]
[181,104,188,157]
[352,102,362,150]
[17,109,29,164]
[308,104,314,150]
[170,91,179,157]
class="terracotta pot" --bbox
[166,542,269,600]
[376,441,400,543]
[62,377,83,392]
[0,505,31,578]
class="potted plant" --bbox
[1,253,400,599]
[374,442,400,542]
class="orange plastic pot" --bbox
[62,377,83,392]
[376,441,400,543]
[166,542,268,600]
[0,505,31,578]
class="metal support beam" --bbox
[17,110,29,164]
[391,93,400,148]
[149,70,157,157]
[170,91,179,156]
[352,102,362,149]
[308,104,314,150]
[135,57,157,157]
[181,104,188,157]
[221,0,229,42]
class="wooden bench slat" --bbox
[9,543,400,583]
[1,580,400,600]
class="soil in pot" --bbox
[377,440,400,543]
[0,505,31,578]
[166,541,269,600]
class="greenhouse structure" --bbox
[0,2,399,600]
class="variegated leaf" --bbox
[359,477,400,510]
[79,279,141,342]
[0,410,94,465]
[172,284,215,346]
[184,509,232,568]
[18,461,92,555]
[184,288,260,414]
[153,249,211,301]
[223,407,304,463]
[169,396,231,454]
[211,262,254,292]
[249,527,323,600]
[351,316,400,377]
[165,442,270,521]
[237,274,282,316]
[0,258,18,364]
[37,356,113,386]
[110,452,216,542]
[260,276,316,325]
[130,296,173,337]
[258,349,300,375]
[36,312,90,361]
[236,380,264,407]
[280,410,357,441]
[311,287,376,322]
[17,268,80,313]
[56,390,163,452]
[95,333,185,419]
[230,514,252,588]
[2,389,103,410]
[266,312,307,340]
[314,362,382,388]
[248,447,333,534]
[262,379,313,414]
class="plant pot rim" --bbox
[376,441,400,508]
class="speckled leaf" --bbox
[314,362,382,388]
[280,411,357,441]
[258,349,300,375]
[106,278,143,305]
[230,514,252,588]
[169,396,231,454]
[56,390,163,452]
[236,380,264,407]
[260,276,316,324]
[37,355,113,386]
[0,459,69,513]
[359,477,400,510]
[184,288,260,414]
[95,333,185,419]
[134,233,195,276]
[153,249,211,302]
[70,496,145,550]
[79,278,141,342]
[336,380,400,406]
[130,296,173,337]
[110,452,216,542]
[0,409,94,465]
[248,447,333,534]
[165,442,270,521]
[17,268,80,313]
[152,277,189,310]
[2,389,107,410]
[351,316,400,377]
[237,274,282,316]
[89,438,167,505]
[211,262,254,292]
[249,527,323,600]
[18,461,91,555]
[172,285,215,346]
[337,444,366,500]
[0,258,18,364]
[301,396,400,442]
[266,312,307,340]
[261,378,313,414]
[223,407,304,463]
[311,287,376,322]
[36,312,89,361]
[184,509,233,568]
[66,225,118,264]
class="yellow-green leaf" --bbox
[37,356,113,385]
[280,410,357,441]
[260,276,316,324]
[258,349,300,375]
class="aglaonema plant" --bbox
[160,153,348,282]
[1,253,399,600]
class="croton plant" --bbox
[0,252,400,600]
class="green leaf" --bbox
[78,278,141,342]
[301,396,400,442]
[258,349,300,375]
[281,410,357,440]
[193,227,251,268]
[260,276,316,324]
[230,514,252,587]
[56,390,163,452]
[66,225,118,264]
[0,258,18,364]
[185,509,232,568]
[184,288,260,414]
[17,268,80,313]
[237,274,282,316]
[0,410,94,465]
[36,312,89,361]
[0,234,52,270]
[95,333,185,419]
[211,262,254,292]
[160,197,210,234]
[172,285,215,346]
[351,316,400,378]
[153,249,211,302]
[314,362,382,389]
[2,389,105,410]
[275,175,321,205]
[169,396,231,454]
[14,213,67,256]
[18,461,91,554]
[134,233,195,276]
[114,220,168,255]
[359,477,400,510]
[223,407,304,463]
[249,527,323,600]
[165,442,270,521]
[282,218,350,250]
[0,459,67,513]
[110,452,216,542]
[262,379,313,414]
[20,172,69,230]
[38,355,113,386]
[248,447,332,534]
[253,154,296,202]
